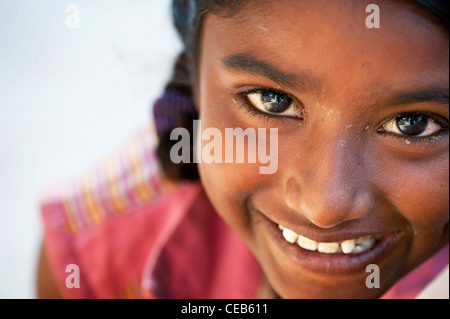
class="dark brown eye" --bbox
[396,114,429,136]
[258,91,292,113]
[246,90,300,117]
[381,112,443,138]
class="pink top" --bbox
[40,124,448,299]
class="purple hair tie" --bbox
[152,90,197,137]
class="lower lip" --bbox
[255,210,404,275]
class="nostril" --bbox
[284,176,373,229]
[300,190,373,229]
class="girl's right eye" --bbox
[245,89,302,118]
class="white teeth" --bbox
[351,245,366,254]
[356,236,367,244]
[297,235,318,252]
[360,237,376,249]
[350,237,377,254]
[282,228,299,244]
[278,224,383,255]
[341,239,356,254]
[318,242,340,254]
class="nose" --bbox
[284,138,374,229]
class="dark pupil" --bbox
[396,114,428,136]
[261,92,292,113]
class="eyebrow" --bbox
[221,52,319,91]
[383,90,449,109]
[222,52,449,110]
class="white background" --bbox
[0,0,181,298]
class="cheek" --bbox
[198,160,264,248]
[196,115,270,247]
[373,153,449,240]
[197,84,278,231]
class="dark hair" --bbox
[155,0,245,181]
[154,0,449,182]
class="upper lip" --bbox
[248,197,406,244]
[273,219,393,243]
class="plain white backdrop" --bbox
[0,0,181,298]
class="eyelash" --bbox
[234,87,449,145]
[386,133,446,145]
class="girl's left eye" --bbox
[246,90,301,117]
[381,113,444,138]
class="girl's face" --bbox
[196,0,449,298]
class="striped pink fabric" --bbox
[39,123,263,298]
[41,125,172,236]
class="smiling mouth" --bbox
[255,210,404,275]
[279,224,385,255]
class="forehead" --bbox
[206,0,446,48]
[200,0,448,97]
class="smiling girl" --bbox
[37,0,449,299]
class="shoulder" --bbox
[40,124,175,235]
[416,265,449,299]
[381,244,449,299]
[39,123,198,298]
